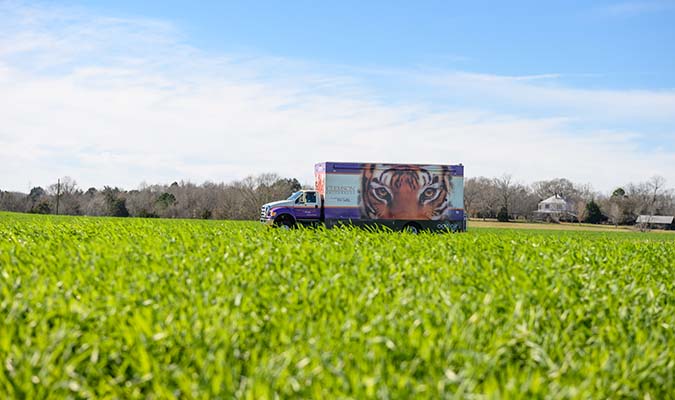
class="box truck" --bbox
[260,162,465,233]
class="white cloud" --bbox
[0,1,674,194]
[422,72,675,123]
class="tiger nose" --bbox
[391,206,424,219]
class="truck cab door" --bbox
[295,191,321,220]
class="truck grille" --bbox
[260,206,267,222]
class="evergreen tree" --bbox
[28,186,45,202]
[611,187,626,197]
[497,206,509,222]
[156,192,176,208]
[110,198,129,217]
[584,200,604,224]
[31,200,51,214]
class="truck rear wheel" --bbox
[402,222,421,234]
[275,214,295,229]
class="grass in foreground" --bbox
[1,212,674,398]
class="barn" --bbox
[635,215,675,230]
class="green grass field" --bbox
[1,212,674,398]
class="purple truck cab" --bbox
[260,190,322,228]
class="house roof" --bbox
[539,194,568,205]
[636,215,674,224]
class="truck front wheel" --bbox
[275,214,295,229]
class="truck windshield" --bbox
[287,191,302,201]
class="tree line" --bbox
[1,173,673,225]
[465,175,674,225]
[0,174,302,220]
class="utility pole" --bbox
[56,178,60,215]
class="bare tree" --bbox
[464,177,500,219]
[47,177,82,215]
[493,174,516,217]
[574,200,587,224]
[510,184,539,220]
[606,201,622,227]
[531,178,576,199]
[647,175,666,214]
[3,172,673,224]
[463,177,481,217]
[48,176,78,196]
[232,173,300,220]
[0,191,31,212]
[531,178,595,204]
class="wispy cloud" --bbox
[598,1,675,17]
[422,71,675,123]
[0,1,674,193]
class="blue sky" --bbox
[67,0,675,89]
[1,0,674,192]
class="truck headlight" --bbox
[270,210,276,217]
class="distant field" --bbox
[1,212,674,398]
[468,219,644,232]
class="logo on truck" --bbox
[360,164,454,220]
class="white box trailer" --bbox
[261,162,465,232]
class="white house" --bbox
[535,194,575,221]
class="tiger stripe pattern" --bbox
[360,164,453,220]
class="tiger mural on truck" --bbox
[359,164,454,220]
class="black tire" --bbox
[402,222,421,234]
[274,214,295,229]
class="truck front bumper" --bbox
[260,217,275,226]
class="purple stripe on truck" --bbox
[324,207,361,220]
[321,162,463,176]
[324,207,465,221]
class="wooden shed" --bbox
[636,215,675,230]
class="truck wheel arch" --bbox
[274,213,296,228]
